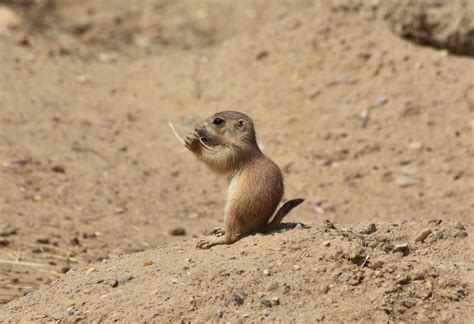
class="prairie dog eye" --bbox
[213,117,225,125]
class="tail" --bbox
[266,198,305,230]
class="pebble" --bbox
[271,297,280,306]
[414,228,432,242]
[60,266,71,274]
[216,309,224,318]
[393,243,409,256]
[255,50,269,60]
[118,275,133,285]
[0,237,9,246]
[143,259,154,267]
[85,267,96,275]
[453,221,465,231]
[321,284,330,294]
[76,75,88,84]
[407,141,424,150]
[94,278,104,284]
[109,279,118,288]
[357,223,377,234]
[322,241,331,247]
[395,275,410,285]
[376,95,389,106]
[262,269,270,276]
[169,227,186,236]
[401,298,417,308]
[397,177,419,187]
[338,272,349,282]
[260,299,272,308]
[327,75,346,87]
[98,52,117,63]
[233,292,245,305]
[51,165,66,173]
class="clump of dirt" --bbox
[385,0,474,56]
[0,220,471,322]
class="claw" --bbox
[196,239,213,249]
[209,226,225,237]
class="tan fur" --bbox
[184,111,303,249]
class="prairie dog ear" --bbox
[236,119,245,129]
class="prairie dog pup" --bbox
[185,111,303,249]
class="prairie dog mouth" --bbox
[198,136,213,150]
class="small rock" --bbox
[85,267,96,275]
[76,75,88,84]
[169,227,186,236]
[414,228,432,242]
[322,241,331,247]
[320,284,330,294]
[51,165,66,173]
[114,207,126,214]
[323,219,336,230]
[401,298,417,308]
[357,223,377,234]
[376,95,389,106]
[0,237,9,246]
[16,34,29,46]
[234,292,245,305]
[260,299,272,308]
[453,221,465,231]
[293,265,301,270]
[432,230,444,241]
[118,275,133,285]
[271,297,280,306]
[256,50,269,60]
[60,266,71,274]
[408,141,424,150]
[411,271,427,281]
[262,269,270,276]
[143,259,153,267]
[397,177,419,187]
[393,243,409,256]
[453,288,465,300]
[216,309,224,318]
[327,75,346,87]
[98,52,117,63]
[349,273,364,286]
[338,272,349,282]
[395,275,410,285]
[109,279,118,288]
[95,278,104,284]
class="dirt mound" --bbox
[1,0,473,319]
[386,0,474,56]
[1,220,472,322]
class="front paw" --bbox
[185,132,200,152]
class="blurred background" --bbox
[0,0,473,304]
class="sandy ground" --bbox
[0,0,473,322]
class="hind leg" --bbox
[197,210,241,249]
[209,226,225,236]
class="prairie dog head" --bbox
[194,111,257,151]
